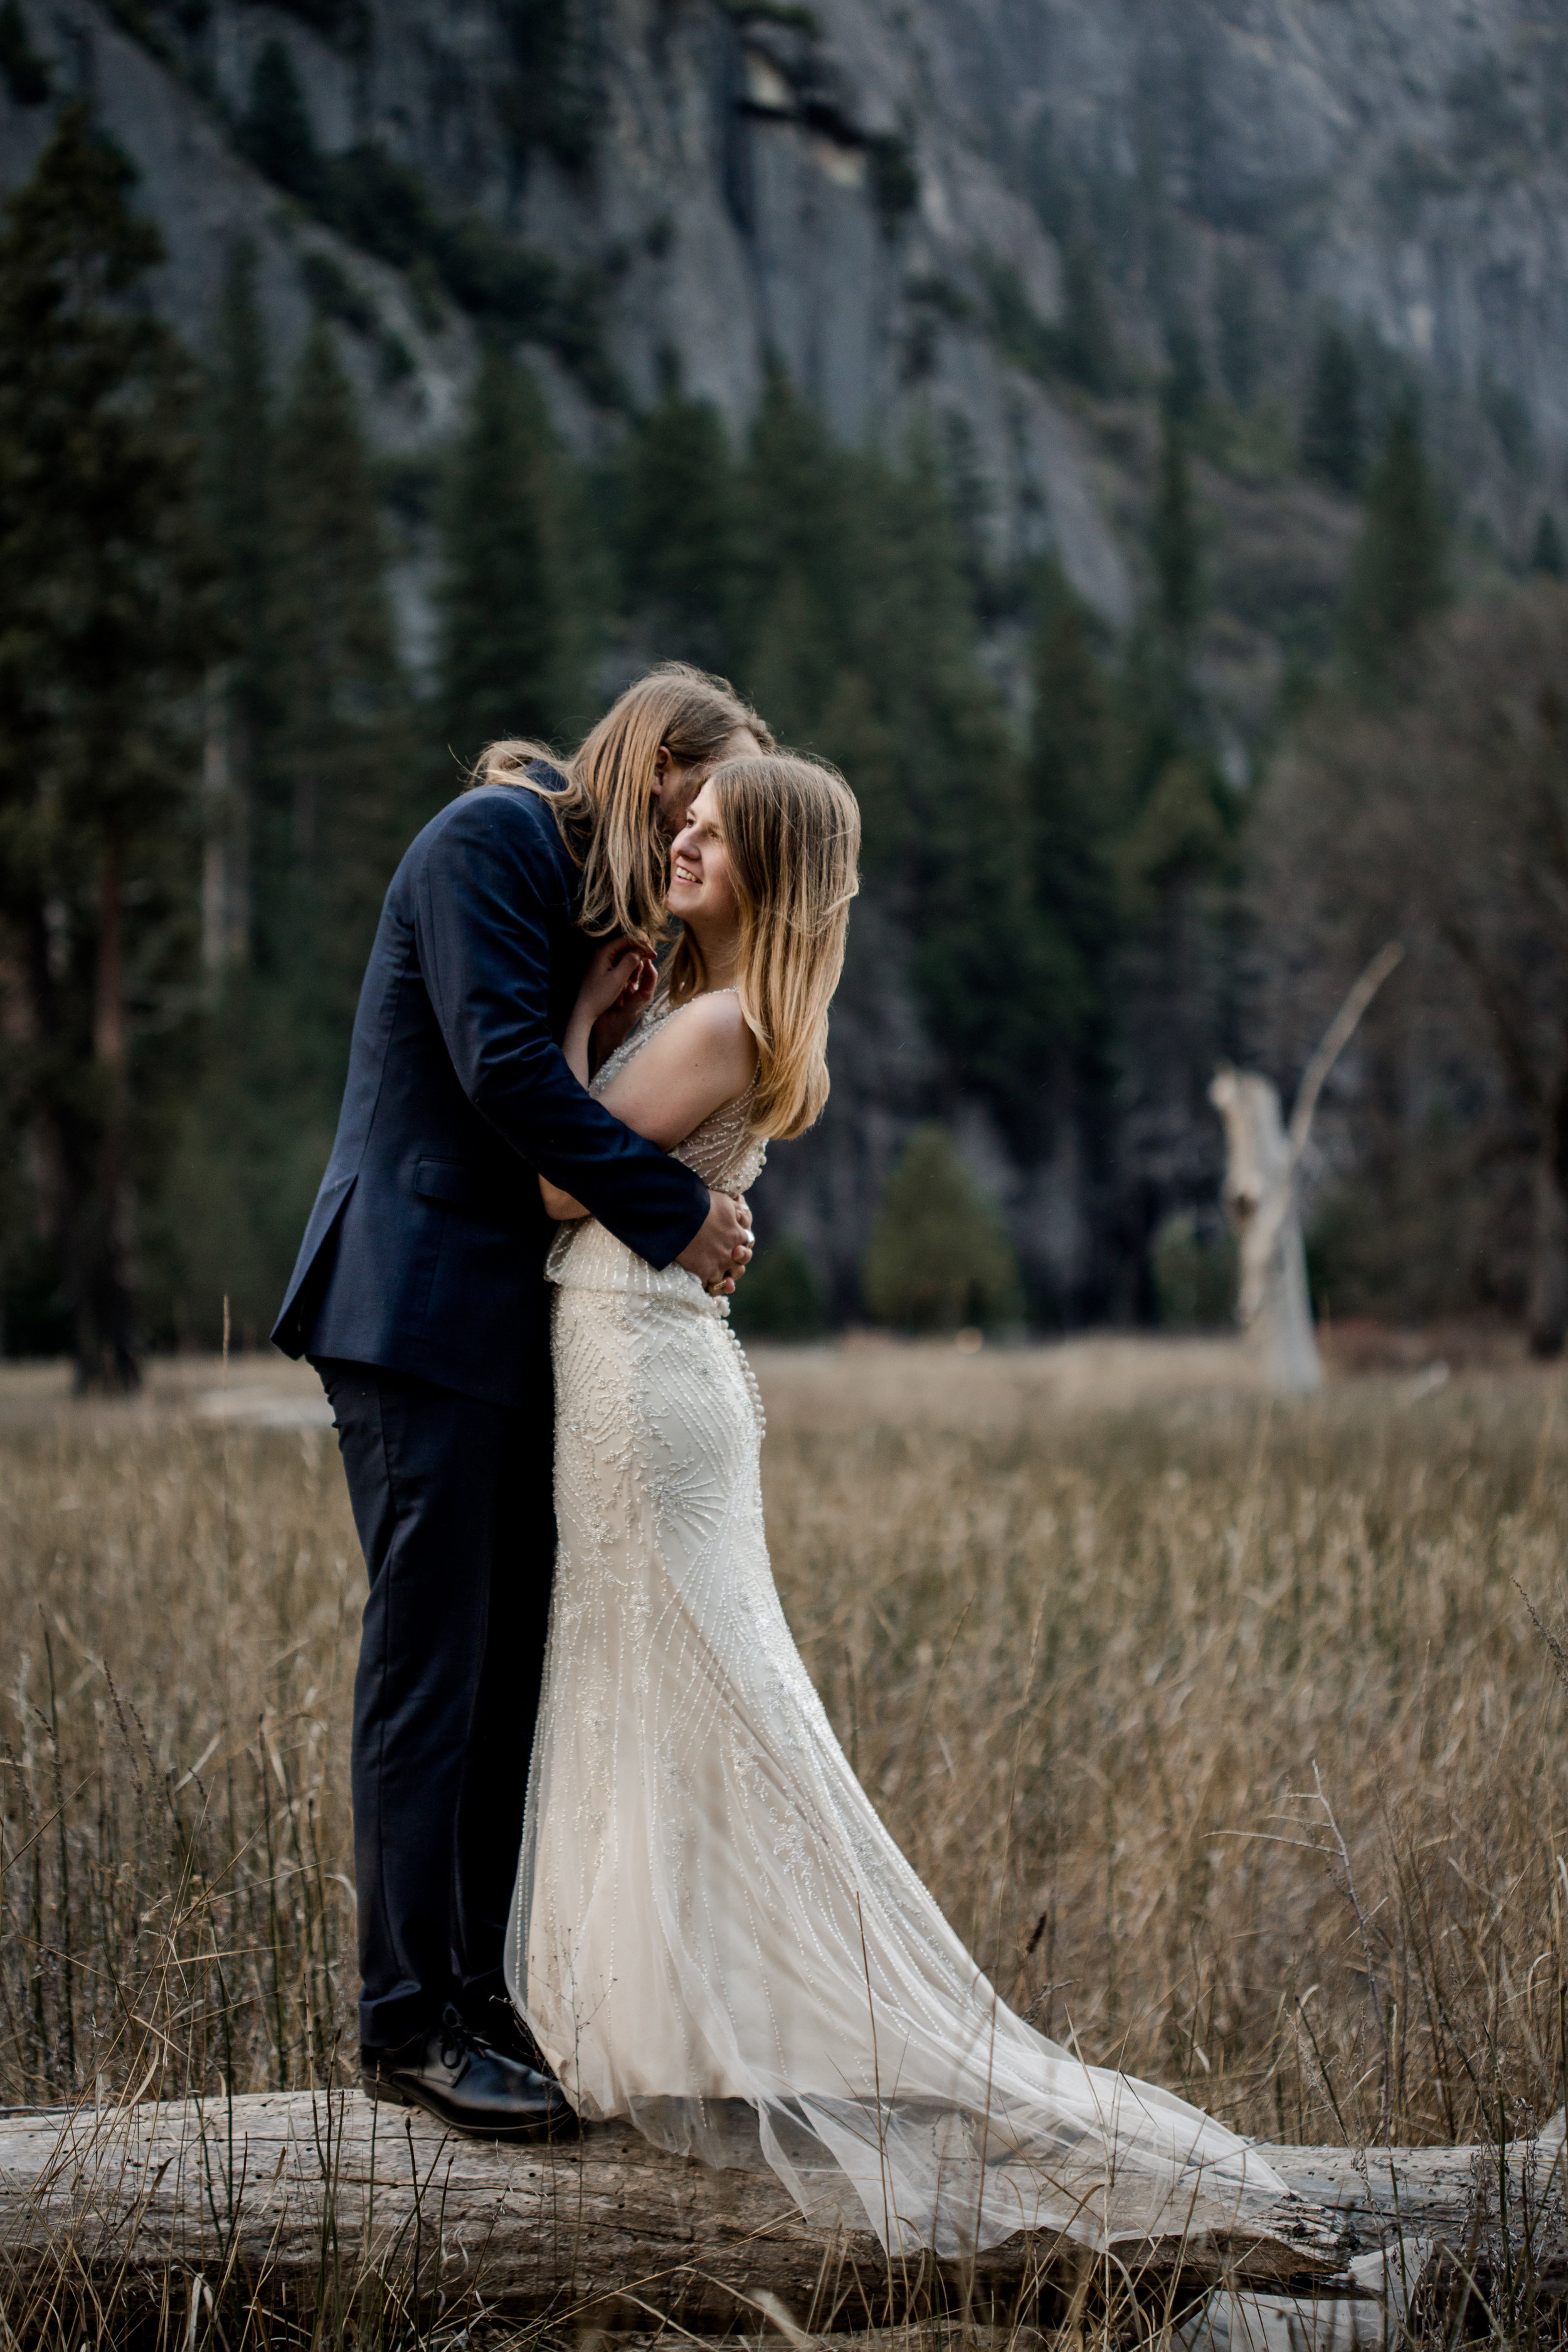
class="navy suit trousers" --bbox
[315,1356,555,2053]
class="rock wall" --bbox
[5,0,1561,635]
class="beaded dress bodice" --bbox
[544,997,766,1303]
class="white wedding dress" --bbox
[506,1000,1288,2256]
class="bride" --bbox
[506,751,1287,2258]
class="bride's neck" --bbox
[690,926,741,993]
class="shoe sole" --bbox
[360,2072,578,2144]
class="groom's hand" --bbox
[677,1192,753,1294]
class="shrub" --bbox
[0,0,50,103]
[238,38,322,202]
[1150,1210,1237,1329]
[867,132,919,236]
[731,1235,827,1339]
[861,1126,1020,1332]
[297,248,377,337]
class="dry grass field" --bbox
[2,1335,1567,2336]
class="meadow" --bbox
[2,1336,1565,2171]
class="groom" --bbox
[272,677,757,2140]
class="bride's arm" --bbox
[538,980,756,1223]
[539,994,757,1221]
[597,993,758,1148]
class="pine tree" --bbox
[734,368,863,751]
[731,378,1077,1154]
[1025,573,1117,1061]
[0,0,50,104]
[1162,319,1207,430]
[1150,411,1202,649]
[813,667,899,870]
[162,315,411,1343]
[154,241,295,1351]
[621,376,742,668]
[1214,255,1260,410]
[852,435,1049,1148]
[936,408,993,609]
[0,108,216,1386]
[744,566,842,751]
[273,318,413,1049]
[204,239,280,971]
[493,0,598,176]
[240,38,322,202]
[1531,509,1566,579]
[1057,233,1116,395]
[1115,620,1189,816]
[1341,406,1446,682]
[738,363,859,654]
[1124,399,1214,822]
[436,344,583,768]
[1301,326,1364,493]
[1114,411,1234,1195]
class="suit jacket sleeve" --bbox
[413,789,711,1269]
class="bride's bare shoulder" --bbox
[595,990,756,1149]
[669,990,753,1041]
[659,992,757,1071]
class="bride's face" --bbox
[668,783,739,943]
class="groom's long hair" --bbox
[472,664,772,945]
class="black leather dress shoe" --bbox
[361,2009,577,2142]
[460,1987,549,2074]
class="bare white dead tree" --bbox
[1210,944,1404,1392]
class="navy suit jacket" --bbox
[270,775,711,1407]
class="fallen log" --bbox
[1,2092,1561,2335]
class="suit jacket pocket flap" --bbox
[413,1157,487,1211]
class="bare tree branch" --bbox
[1286,941,1406,1169]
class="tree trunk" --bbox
[1527,1119,1568,1359]
[8,2091,1525,2337]
[201,665,246,980]
[3,2093,1564,2341]
[1209,1069,1322,1394]
[72,838,139,1393]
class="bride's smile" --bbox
[667,783,740,955]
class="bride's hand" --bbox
[573,938,652,1023]
[563,939,655,1088]
[573,936,653,1020]
[585,940,657,1061]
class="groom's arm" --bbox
[413,790,710,1269]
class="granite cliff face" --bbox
[6,0,1564,613]
[2,0,1564,1312]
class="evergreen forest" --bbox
[3,105,1564,1384]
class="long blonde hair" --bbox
[472,664,773,943]
[665,753,861,1141]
